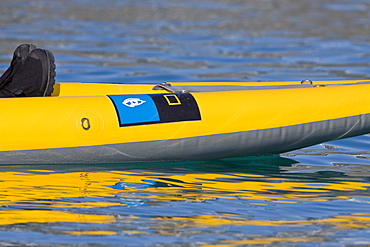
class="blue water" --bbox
[1,0,370,246]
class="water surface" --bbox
[1,0,370,246]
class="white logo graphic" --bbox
[122,98,146,108]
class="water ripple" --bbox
[1,0,370,246]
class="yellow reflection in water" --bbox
[152,214,370,230]
[1,170,369,205]
[64,230,147,236]
[118,172,368,203]
[203,237,325,246]
[64,230,117,236]
[0,210,115,225]
[203,237,324,246]
[1,171,128,207]
[1,170,369,231]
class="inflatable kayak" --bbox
[1,79,370,164]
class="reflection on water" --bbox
[1,0,370,246]
[1,154,370,245]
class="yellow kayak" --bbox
[1,79,369,164]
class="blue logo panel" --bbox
[108,94,160,126]
[109,93,201,127]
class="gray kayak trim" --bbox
[0,113,369,164]
[152,81,370,93]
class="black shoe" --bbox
[0,44,36,90]
[1,48,56,97]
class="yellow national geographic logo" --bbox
[164,94,181,105]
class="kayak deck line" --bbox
[51,80,370,97]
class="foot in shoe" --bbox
[2,48,56,97]
[0,44,37,90]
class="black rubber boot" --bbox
[0,49,56,97]
[0,44,36,90]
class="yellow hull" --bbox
[1,79,370,164]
